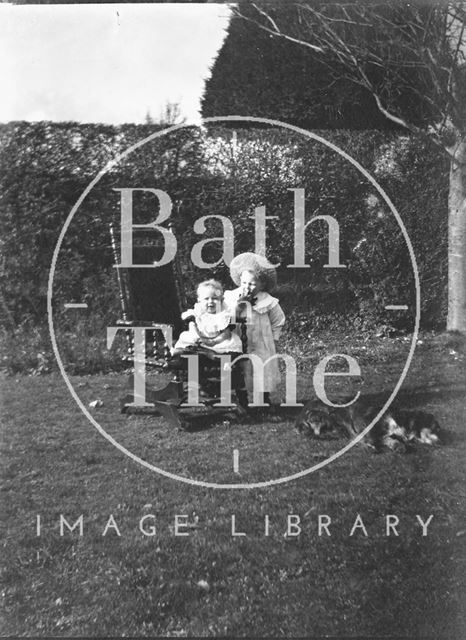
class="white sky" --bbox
[0,3,232,125]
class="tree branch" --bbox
[234,1,464,165]
[231,7,325,53]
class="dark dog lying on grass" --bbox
[295,398,443,452]
[390,409,442,445]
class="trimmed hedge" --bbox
[0,121,448,342]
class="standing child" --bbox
[224,253,286,409]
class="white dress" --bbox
[224,289,286,398]
[172,302,243,354]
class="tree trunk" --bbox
[447,138,466,333]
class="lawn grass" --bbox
[1,331,466,637]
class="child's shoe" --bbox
[267,404,282,423]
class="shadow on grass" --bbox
[397,383,466,404]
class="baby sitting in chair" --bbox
[172,279,242,357]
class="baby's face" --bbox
[240,270,261,297]
[197,285,222,314]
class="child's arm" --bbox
[269,303,286,341]
[181,308,196,321]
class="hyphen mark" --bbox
[64,303,88,309]
[233,449,239,473]
[385,305,408,311]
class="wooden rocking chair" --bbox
[110,224,248,430]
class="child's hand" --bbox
[181,309,195,321]
[181,343,200,354]
[238,291,257,305]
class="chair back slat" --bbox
[111,224,185,337]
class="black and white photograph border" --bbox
[1,1,466,638]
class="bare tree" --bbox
[144,108,155,125]
[158,101,186,126]
[235,0,466,333]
